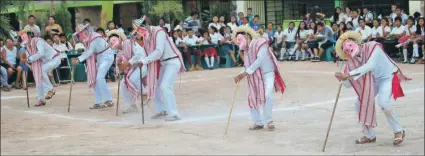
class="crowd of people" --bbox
[0,5,424,93]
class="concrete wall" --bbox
[118,3,138,31]
[74,6,102,29]
[409,1,424,15]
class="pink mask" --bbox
[78,31,89,44]
[137,27,149,38]
[342,39,359,58]
[237,34,247,51]
[109,36,121,49]
[20,33,29,45]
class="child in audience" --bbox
[197,30,218,70]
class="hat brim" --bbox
[231,26,259,42]
[335,31,362,60]
[72,24,89,37]
[106,29,127,41]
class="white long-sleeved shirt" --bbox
[28,40,57,63]
[329,13,346,24]
[183,35,199,46]
[244,43,275,75]
[348,46,397,81]
[140,30,178,64]
[128,42,147,73]
[355,25,372,41]
[77,37,111,62]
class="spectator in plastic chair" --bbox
[400,17,421,64]
[227,16,239,32]
[237,12,245,26]
[265,22,276,45]
[249,15,261,31]
[23,15,41,37]
[415,18,424,64]
[355,18,372,43]
[182,28,203,71]
[314,22,335,62]
[45,16,63,36]
[219,26,240,67]
[346,10,360,29]
[389,4,398,24]
[346,21,355,31]
[1,38,23,89]
[377,18,391,40]
[282,22,298,61]
[370,19,380,41]
[273,24,284,59]
[197,30,218,70]
[246,8,254,22]
[52,34,70,53]
[59,33,74,51]
[296,21,312,61]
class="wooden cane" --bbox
[322,82,343,152]
[224,81,240,135]
[116,74,121,116]
[24,70,30,108]
[139,66,145,124]
[68,65,76,112]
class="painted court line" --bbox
[1,87,422,126]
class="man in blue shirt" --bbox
[246,8,254,22]
[237,12,245,26]
[313,22,335,62]
[249,15,261,31]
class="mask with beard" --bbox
[342,39,360,59]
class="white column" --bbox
[236,0,246,14]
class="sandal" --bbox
[45,90,56,100]
[355,136,377,144]
[34,100,46,107]
[248,124,264,131]
[2,86,11,92]
[393,130,405,146]
[267,121,275,131]
[89,104,106,110]
[104,101,114,107]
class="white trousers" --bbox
[93,52,114,104]
[354,74,403,138]
[37,57,61,101]
[250,72,275,125]
[153,58,181,117]
[120,66,147,105]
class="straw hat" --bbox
[335,31,362,60]
[106,29,127,40]
[231,26,259,42]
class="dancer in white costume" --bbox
[71,24,115,109]
[334,31,411,145]
[132,16,187,121]
[19,30,60,106]
[107,30,148,113]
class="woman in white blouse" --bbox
[370,19,380,41]
[226,16,239,32]
[330,7,345,24]
[208,16,222,30]
[296,21,313,61]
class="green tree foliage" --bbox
[150,1,184,24]
[0,0,14,39]
[52,1,72,35]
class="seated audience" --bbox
[182,28,203,71]
[1,38,22,89]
